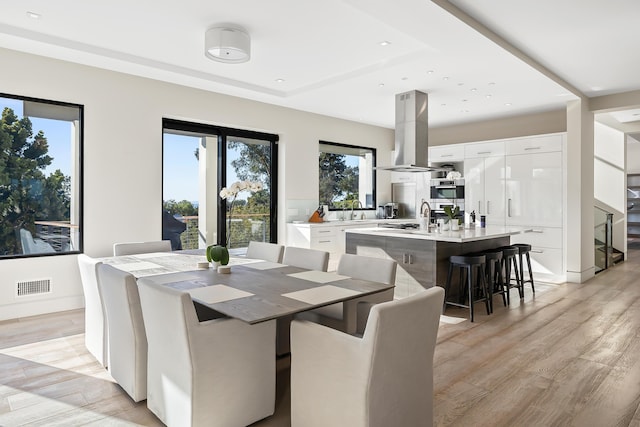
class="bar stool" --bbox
[513,243,535,296]
[444,254,490,322]
[497,246,522,303]
[482,249,506,312]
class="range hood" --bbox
[376,90,441,172]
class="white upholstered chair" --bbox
[137,279,276,427]
[282,246,330,271]
[276,247,330,355]
[96,264,147,402]
[245,241,284,263]
[112,240,171,256]
[298,253,397,335]
[77,254,107,367]
[290,286,445,427]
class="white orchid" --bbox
[219,180,264,246]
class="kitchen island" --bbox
[345,226,527,298]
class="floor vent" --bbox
[16,279,52,297]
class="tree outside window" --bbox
[319,141,375,210]
[0,95,82,257]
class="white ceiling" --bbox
[1,0,639,129]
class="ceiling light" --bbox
[26,11,40,19]
[505,103,512,106]
[378,83,385,87]
[486,94,492,98]
[205,25,250,63]
[275,79,285,83]
[443,77,449,81]
[379,41,391,46]
[427,70,434,74]
[471,88,478,92]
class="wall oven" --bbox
[430,179,464,200]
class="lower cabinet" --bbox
[346,233,436,299]
[287,222,382,270]
[510,227,564,283]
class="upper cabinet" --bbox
[464,140,506,159]
[429,144,465,163]
[505,134,563,155]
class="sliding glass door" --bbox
[162,119,278,253]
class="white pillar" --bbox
[566,99,595,282]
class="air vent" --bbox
[16,279,51,297]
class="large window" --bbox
[0,94,83,258]
[319,141,376,210]
[162,119,278,253]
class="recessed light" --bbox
[505,103,512,106]
[462,99,468,102]
[427,70,434,74]
[26,11,41,19]
[378,83,385,87]
[441,103,447,107]
[443,77,449,81]
[401,77,408,81]
[379,41,391,46]
[488,82,496,86]
[458,83,464,86]
[471,88,478,92]
[275,79,285,83]
[486,94,492,98]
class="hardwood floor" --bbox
[2,249,640,426]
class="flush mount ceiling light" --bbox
[205,25,250,63]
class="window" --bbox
[162,119,278,253]
[0,94,83,258]
[319,141,376,210]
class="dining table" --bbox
[101,250,395,324]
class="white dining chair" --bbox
[112,240,172,256]
[277,246,330,355]
[245,241,284,263]
[290,286,444,427]
[96,264,148,402]
[297,253,397,335]
[282,246,330,271]
[137,279,276,427]
[77,254,107,367]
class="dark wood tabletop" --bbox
[103,252,394,324]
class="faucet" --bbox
[420,199,431,226]
[350,200,363,220]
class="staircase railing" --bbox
[594,206,614,272]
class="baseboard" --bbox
[0,296,84,322]
[566,266,596,284]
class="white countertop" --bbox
[345,225,530,243]
[289,219,409,227]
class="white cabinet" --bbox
[429,144,465,162]
[464,141,505,226]
[506,139,564,281]
[287,222,380,269]
[505,151,563,227]
[464,140,505,159]
[390,172,416,183]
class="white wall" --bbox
[0,47,393,320]
[628,135,640,173]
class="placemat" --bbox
[282,285,361,305]
[188,285,254,304]
[112,261,164,272]
[243,261,286,270]
[286,270,349,284]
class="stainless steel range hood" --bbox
[376,90,441,172]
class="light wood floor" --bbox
[2,249,640,426]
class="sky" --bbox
[1,97,73,177]
[163,133,242,203]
